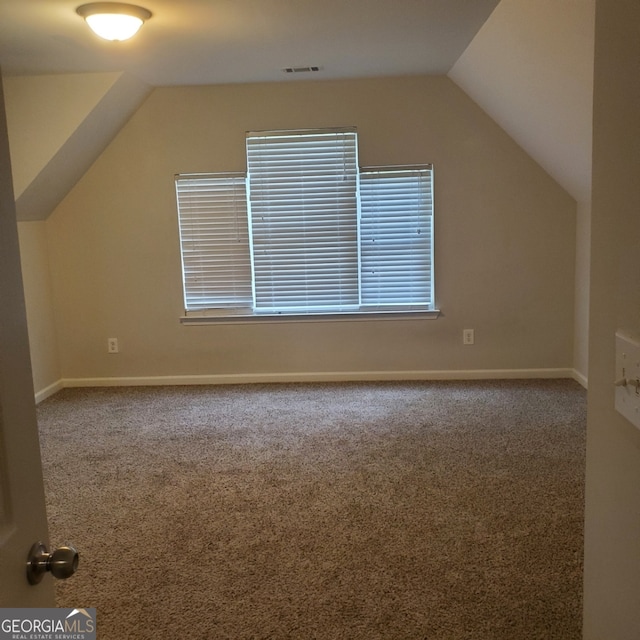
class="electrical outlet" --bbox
[463,329,474,345]
[107,338,119,353]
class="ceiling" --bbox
[0,0,500,86]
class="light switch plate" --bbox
[615,331,640,429]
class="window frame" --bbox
[175,172,253,313]
[359,164,435,312]
[175,129,440,323]
[246,128,361,315]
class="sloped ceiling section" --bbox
[448,0,595,204]
[3,72,151,221]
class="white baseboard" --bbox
[572,369,588,389]
[34,379,65,404]
[34,369,584,401]
[59,368,577,389]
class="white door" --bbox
[0,74,55,606]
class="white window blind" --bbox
[359,166,434,308]
[246,129,360,312]
[175,173,252,311]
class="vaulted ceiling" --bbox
[450,0,595,204]
[0,0,594,220]
[0,0,500,84]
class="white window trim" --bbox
[175,128,441,322]
[180,309,440,325]
[359,164,435,310]
[246,128,361,314]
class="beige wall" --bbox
[448,0,594,386]
[449,0,594,203]
[583,1,640,637]
[43,75,576,384]
[3,73,121,199]
[16,221,61,399]
[3,73,151,222]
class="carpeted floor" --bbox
[37,379,586,639]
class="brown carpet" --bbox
[37,379,586,639]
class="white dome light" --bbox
[76,3,151,41]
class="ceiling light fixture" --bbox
[76,2,152,41]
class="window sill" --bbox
[180,309,441,325]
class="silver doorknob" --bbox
[26,542,79,585]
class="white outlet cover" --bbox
[615,331,640,430]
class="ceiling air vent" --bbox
[282,66,322,74]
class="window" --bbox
[247,129,360,313]
[359,166,434,309]
[175,173,251,311]
[175,128,435,319]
